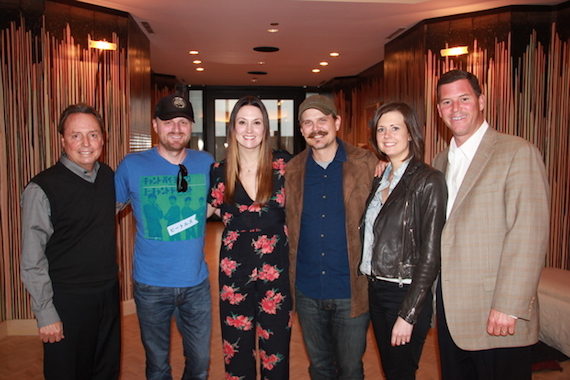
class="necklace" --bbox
[240,162,257,174]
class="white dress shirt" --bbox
[446,121,489,217]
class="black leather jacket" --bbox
[360,159,447,324]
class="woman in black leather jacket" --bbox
[360,102,447,380]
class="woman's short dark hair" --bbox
[437,69,482,100]
[57,103,104,135]
[369,101,424,162]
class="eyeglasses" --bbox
[177,164,188,192]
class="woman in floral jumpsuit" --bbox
[209,95,292,380]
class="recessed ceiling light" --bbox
[253,46,279,53]
[268,29,279,33]
[319,61,329,66]
[312,69,321,73]
[258,61,265,65]
[251,78,258,83]
[196,67,204,72]
[330,52,340,57]
[189,50,199,55]
[192,60,202,64]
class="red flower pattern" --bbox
[248,203,262,213]
[220,284,247,305]
[259,349,283,370]
[252,235,278,256]
[274,188,285,207]
[247,268,258,283]
[272,158,287,177]
[223,339,239,364]
[259,289,284,314]
[257,264,281,282]
[257,324,273,341]
[223,230,240,250]
[220,257,240,277]
[211,182,225,207]
[226,313,253,331]
[222,212,233,225]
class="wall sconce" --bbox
[89,39,117,51]
[440,46,468,57]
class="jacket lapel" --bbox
[381,161,418,210]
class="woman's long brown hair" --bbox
[224,95,273,205]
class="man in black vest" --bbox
[20,104,120,379]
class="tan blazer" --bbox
[433,127,549,351]
[285,140,378,317]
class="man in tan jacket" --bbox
[285,95,378,378]
[433,69,549,380]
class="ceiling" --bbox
[80,0,561,87]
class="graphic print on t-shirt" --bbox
[139,173,207,241]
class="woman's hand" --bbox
[391,316,413,346]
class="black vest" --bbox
[31,161,118,292]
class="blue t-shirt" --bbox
[115,147,214,287]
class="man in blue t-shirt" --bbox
[116,94,214,380]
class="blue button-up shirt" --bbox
[296,140,351,299]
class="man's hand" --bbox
[38,321,64,343]
[487,309,516,336]
[391,316,414,346]
[374,160,388,177]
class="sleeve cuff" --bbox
[34,306,61,328]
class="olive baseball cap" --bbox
[298,95,337,120]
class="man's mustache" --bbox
[308,130,329,139]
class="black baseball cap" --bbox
[154,94,195,122]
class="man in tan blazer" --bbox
[433,70,549,380]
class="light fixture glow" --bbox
[312,68,320,73]
[440,46,469,57]
[268,28,279,33]
[258,61,265,65]
[330,52,340,57]
[319,61,329,66]
[89,40,117,51]
[192,60,202,64]
[189,50,199,55]
[196,67,205,72]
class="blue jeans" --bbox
[295,288,369,380]
[134,279,211,380]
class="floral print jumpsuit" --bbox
[209,151,292,380]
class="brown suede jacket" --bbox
[285,140,378,317]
